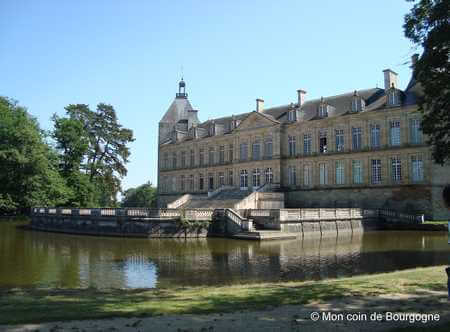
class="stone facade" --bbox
[158,63,450,220]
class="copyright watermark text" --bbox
[310,311,440,324]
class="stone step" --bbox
[231,230,298,241]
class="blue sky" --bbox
[0,0,418,191]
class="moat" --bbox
[0,220,449,289]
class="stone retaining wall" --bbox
[30,215,210,238]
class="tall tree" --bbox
[0,97,71,214]
[53,103,134,206]
[404,0,450,164]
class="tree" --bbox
[403,0,450,164]
[53,103,134,207]
[121,182,157,208]
[51,115,89,176]
[0,97,71,214]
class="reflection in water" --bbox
[0,221,448,289]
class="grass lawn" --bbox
[424,221,449,225]
[0,265,448,325]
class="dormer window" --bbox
[351,91,366,113]
[319,104,328,118]
[388,85,400,106]
[209,123,215,136]
[287,110,297,122]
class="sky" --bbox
[0,0,419,191]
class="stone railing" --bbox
[207,185,235,198]
[377,209,424,224]
[247,208,422,224]
[167,194,192,209]
[32,207,214,221]
[225,208,253,231]
[256,182,281,192]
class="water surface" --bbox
[0,220,448,289]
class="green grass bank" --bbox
[0,265,448,325]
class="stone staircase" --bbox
[181,189,252,209]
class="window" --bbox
[252,168,261,187]
[288,166,296,186]
[288,110,296,121]
[319,130,327,154]
[228,170,233,186]
[252,140,261,160]
[303,133,312,155]
[172,152,177,169]
[409,119,422,144]
[172,177,176,192]
[240,143,248,161]
[199,149,204,166]
[199,173,204,190]
[163,152,169,169]
[390,120,401,146]
[371,159,382,184]
[335,129,344,152]
[352,97,358,112]
[352,127,362,150]
[189,174,194,191]
[240,170,248,189]
[351,95,365,112]
[319,104,328,117]
[352,160,363,184]
[219,145,225,164]
[190,150,195,166]
[264,138,273,159]
[180,175,185,191]
[208,173,214,190]
[181,151,186,168]
[319,163,328,185]
[209,147,215,165]
[370,124,381,148]
[209,124,215,136]
[391,157,402,182]
[303,164,312,187]
[411,155,424,182]
[388,89,399,106]
[219,172,225,186]
[229,144,234,162]
[265,168,273,184]
[288,135,296,156]
[335,160,345,185]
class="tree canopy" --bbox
[0,97,135,214]
[0,97,71,214]
[403,0,450,164]
[52,103,135,207]
[121,182,157,208]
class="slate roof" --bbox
[161,73,421,143]
[160,98,194,123]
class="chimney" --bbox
[297,89,307,107]
[256,98,264,112]
[383,69,398,90]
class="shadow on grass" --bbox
[0,283,354,325]
[1,276,448,326]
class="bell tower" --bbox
[176,78,188,98]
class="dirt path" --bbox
[2,290,449,332]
